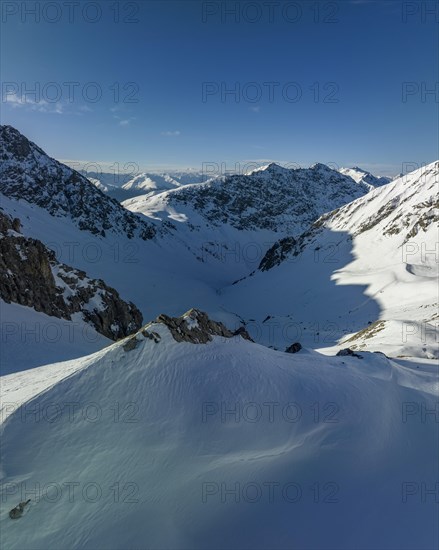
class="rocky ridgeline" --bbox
[258,162,439,272]
[0,211,143,340]
[123,308,253,350]
[0,125,157,240]
[165,162,370,234]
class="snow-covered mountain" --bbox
[220,162,439,357]
[0,126,157,240]
[0,125,438,549]
[131,162,371,233]
[339,166,393,188]
[124,162,372,275]
[1,126,436,366]
[84,170,210,202]
[0,209,142,365]
[1,309,437,549]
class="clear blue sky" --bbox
[1,0,438,175]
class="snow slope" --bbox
[124,162,371,278]
[0,300,110,375]
[0,312,438,549]
[339,166,393,188]
[220,162,439,357]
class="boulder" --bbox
[285,342,302,354]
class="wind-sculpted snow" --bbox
[0,126,157,240]
[0,311,437,549]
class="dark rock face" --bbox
[121,309,254,351]
[232,326,254,342]
[155,309,253,344]
[285,342,302,354]
[0,211,143,340]
[0,125,157,240]
[155,309,232,344]
[258,222,323,272]
[259,237,298,271]
[336,348,363,359]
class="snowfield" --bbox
[0,125,438,549]
[1,317,438,549]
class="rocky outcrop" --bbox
[258,237,299,271]
[0,125,158,240]
[122,309,254,351]
[285,342,302,354]
[0,211,143,340]
[258,223,322,271]
[155,309,253,344]
[336,348,363,359]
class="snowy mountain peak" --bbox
[310,162,332,172]
[126,162,371,240]
[0,125,158,240]
[339,166,392,187]
[247,162,288,176]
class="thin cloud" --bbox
[118,117,136,126]
[3,92,64,114]
[161,130,181,136]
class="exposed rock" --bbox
[142,329,161,343]
[259,237,298,271]
[232,326,254,342]
[336,348,363,359]
[123,337,140,352]
[285,342,302,354]
[0,211,143,340]
[9,499,31,520]
[0,125,158,240]
[258,221,325,272]
[154,308,253,344]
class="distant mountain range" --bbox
[0,125,437,369]
[83,164,395,203]
[81,169,210,201]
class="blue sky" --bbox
[1,0,438,175]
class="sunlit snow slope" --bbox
[1,311,438,550]
[220,162,439,357]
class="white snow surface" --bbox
[0,323,438,549]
